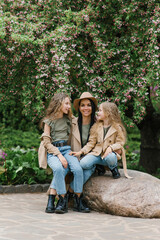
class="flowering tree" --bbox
[0,0,160,173]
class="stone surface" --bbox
[0,193,160,240]
[83,169,160,218]
[0,183,50,194]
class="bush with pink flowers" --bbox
[0,0,159,173]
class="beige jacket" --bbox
[80,122,131,178]
[38,133,61,169]
[70,117,82,153]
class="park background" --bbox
[0,0,159,185]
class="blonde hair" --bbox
[101,102,127,140]
[40,92,72,129]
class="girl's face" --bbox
[61,97,71,114]
[97,104,106,121]
[79,99,92,118]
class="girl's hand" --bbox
[102,147,112,159]
[115,149,122,155]
[57,154,68,168]
[69,151,82,157]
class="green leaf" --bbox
[0,166,5,175]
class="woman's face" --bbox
[97,104,106,121]
[61,97,71,114]
[79,99,92,117]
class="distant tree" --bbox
[0,0,159,172]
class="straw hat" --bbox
[73,92,98,111]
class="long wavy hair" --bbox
[101,102,127,141]
[78,99,96,147]
[40,92,72,129]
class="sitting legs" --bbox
[80,153,120,180]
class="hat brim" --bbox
[73,97,98,111]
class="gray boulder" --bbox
[83,169,160,218]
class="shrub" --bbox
[0,146,52,185]
[0,125,41,149]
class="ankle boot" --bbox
[96,164,106,176]
[66,190,74,208]
[73,194,90,213]
[55,194,68,214]
[67,190,74,202]
[45,195,56,213]
[110,167,120,179]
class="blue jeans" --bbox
[80,152,117,184]
[47,145,83,195]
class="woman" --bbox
[39,92,88,214]
[67,92,100,201]
[71,92,97,154]
[71,102,132,181]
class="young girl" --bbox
[39,92,89,214]
[71,102,132,182]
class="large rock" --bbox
[83,169,160,218]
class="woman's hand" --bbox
[57,154,68,168]
[102,147,112,159]
[69,151,82,157]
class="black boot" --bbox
[45,195,56,213]
[73,194,90,213]
[66,190,74,208]
[96,164,106,176]
[55,194,68,214]
[110,167,120,179]
[66,190,74,202]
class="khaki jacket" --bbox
[80,122,131,178]
[38,129,71,169]
[38,133,50,169]
[38,132,62,169]
[70,117,82,153]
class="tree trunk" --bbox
[138,113,160,174]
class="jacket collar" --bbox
[98,122,117,141]
[104,125,117,140]
[72,117,81,143]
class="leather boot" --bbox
[45,194,56,213]
[66,190,74,208]
[55,194,68,214]
[67,190,74,202]
[73,194,90,213]
[110,167,120,179]
[95,164,106,176]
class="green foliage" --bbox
[153,168,160,179]
[0,0,159,172]
[0,125,159,185]
[0,125,41,149]
[0,126,52,185]
[0,146,52,185]
[0,0,159,127]
[125,125,141,153]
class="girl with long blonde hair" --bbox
[39,92,89,214]
[70,101,131,181]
